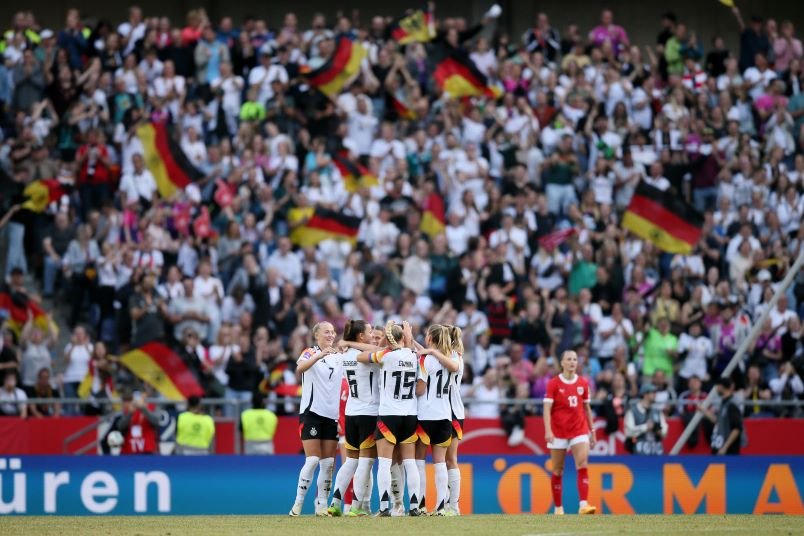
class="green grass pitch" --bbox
[2,515,803,535]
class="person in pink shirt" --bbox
[773,21,802,73]
[589,9,630,55]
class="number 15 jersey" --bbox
[369,347,419,416]
[544,374,591,439]
[341,348,380,416]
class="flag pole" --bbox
[669,247,804,454]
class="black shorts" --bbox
[451,417,464,440]
[345,414,377,451]
[375,415,418,445]
[299,411,338,441]
[417,419,453,447]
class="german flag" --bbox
[432,44,502,99]
[21,179,67,213]
[333,152,378,192]
[388,9,435,44]
[388,91,417,120]
[420,191,446,237]
[288,206,361,247]
[304,35,366,98]
[622,181,704,254]
[136,122,204,199]
[0,291,52,337]
[119,342,205,401]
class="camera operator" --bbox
[624,383,668,455]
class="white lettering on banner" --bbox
[44,472,70,513]
[0,458,26,513]
[80,472,119,514]
[134,472,171,513]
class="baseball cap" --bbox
[640,383,657,395]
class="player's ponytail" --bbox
[427,324,452,357]
[343,319,369,342]
[385,321,403,349]
[446,324,464,355]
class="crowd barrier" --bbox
[0,455,800,515]
[2,415,803,456]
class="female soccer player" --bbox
[356,321,422,516]
[543,350,597,515]
[328,319,380,517]
[289,322,342,517]
[414,324,460,515]
[445,325,465,515]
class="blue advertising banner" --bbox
[0,455,802,515]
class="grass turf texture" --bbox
[2,515,803,535]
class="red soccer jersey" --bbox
[338,378,348,436]
[544,374,591,439]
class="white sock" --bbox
[317,457,334,509]
[377,457,393,511]
[434,462,448,512]
[580,500,588,508]
[415,459,427,509]
[448,468,461,510]
[363,470,374,510]
[294,455,320,505]
[331,457,358,508]
[403,459,421,510]
[353,457,375,506]
[390,462,403,506]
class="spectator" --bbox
[19,316,55,392]
[642,317,678,379]
[28,367,61,417]
[62,325,93,407]
[0,371,28,417]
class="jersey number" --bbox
[391,370,416,400]
[346,370,358,398]
[568,395,578,408]
[435,370,451,399]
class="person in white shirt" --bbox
[0,372,28,418]
[152,60,186,119]
[62,326,93,411]
[467,367,501,418]
[248,53,288,105]
[401,239,432,296]
[138,49,164,84]
[346,97,378,157]
[211,62,244,137]
[119,153,157,206]
[362,208,399,260]
[181,127,207,168]
[369,123,405,174]
[644,162,671,191]
[266,237,303,288]
[677,322,713,381]
[194,259,224,342]
[743,52,777,101]
[117,6,146,56]
[594,304,634,364]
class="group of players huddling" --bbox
[289,320,596,517]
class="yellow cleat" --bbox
[579,505,597,515]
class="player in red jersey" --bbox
[337,377,355,513]
[543,350,597,515]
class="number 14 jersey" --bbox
[369,347,419,416]
[544,374,591,439]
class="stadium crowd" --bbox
[0,3,802,437]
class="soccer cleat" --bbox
[347,507,369,517]
[375,509,391,517]
[391,504,406,517]
[408,507,424,516]
[433,508,448,516]
[327,505,342,517]
[579,505,597,515]
[554,506,565,515]
[288,503,303,517]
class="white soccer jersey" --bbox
[417,353,453,421]
[449,351,466,420]
[369,347,419,416]
[298,346,343,421]
[341,348,380,416]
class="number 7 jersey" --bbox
[544,373,591,439]
[369,347,419,416]
[341,348,380,416]
[298,346,343,421]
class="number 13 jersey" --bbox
[341,348,380,416]
[544,374,591,439]
[298,346,343,421]
[369,347,419,416]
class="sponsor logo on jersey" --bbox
[577,387,584,395]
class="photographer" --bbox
[624,383,668,455]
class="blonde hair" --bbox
[384,321,404,349]
[446,325,464,355]
[559,350,577,374]
[311,322,333,347]
[427,324,452,357]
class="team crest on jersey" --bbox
[577,387,584,395]
[310,427,318,437]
